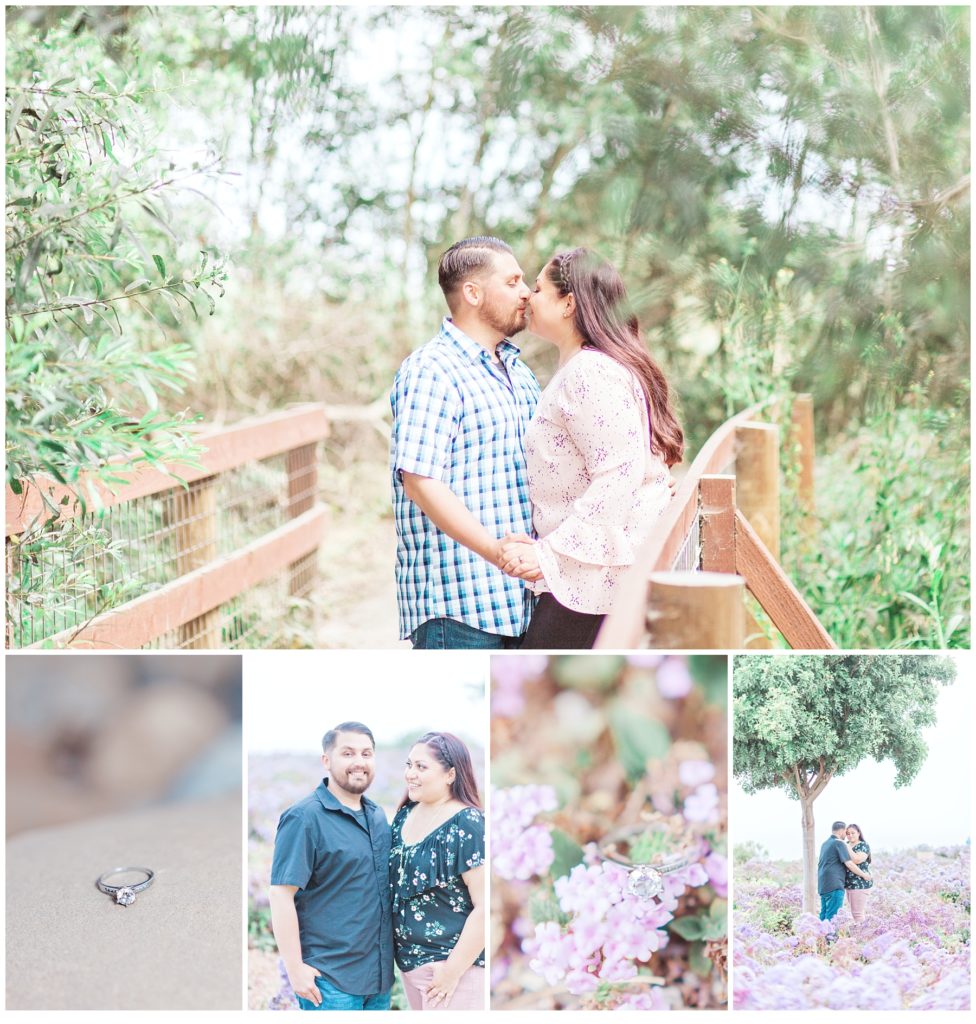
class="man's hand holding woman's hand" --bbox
[498,534,543,581]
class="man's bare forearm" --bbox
[269,886,304,971]
[844,860,869,880]
[401,472,503,565]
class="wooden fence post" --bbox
[790,393,816,537]
[736,421,781,559]
[286,443,319,596]
[701,475,736,573]
[647,570,746,648]
[174,477,220,648]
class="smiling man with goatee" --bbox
[269,722,393,1011]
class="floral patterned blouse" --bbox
[525,349,672,615]
[844,841,873,889]
[389,804,485,971]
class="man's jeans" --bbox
[411,617,523,650]
[819,888,844,921]
[296,975,391,1012]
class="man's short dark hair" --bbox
[831,820,847,832]
[438,236,512,312]
[322,721,375,753]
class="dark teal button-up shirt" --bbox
[271,779,394,995]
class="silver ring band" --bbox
[96,866,155,906]
[596,824,696,900]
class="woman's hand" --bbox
[423,960,463,1008]
[500,539,543,581]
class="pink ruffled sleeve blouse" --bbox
[524,349,672,615]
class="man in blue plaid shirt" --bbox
[391,236,541,648]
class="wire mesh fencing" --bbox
[6,407,327,649]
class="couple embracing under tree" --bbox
[269,722,485,1011]
[818,820,874,929]
[391,236,683,650]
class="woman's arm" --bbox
[423,864,486,1008]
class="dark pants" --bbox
[521,593,606,649]
[819,888,844,921]
[411,617,523,650]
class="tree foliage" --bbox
[5,8,227,500]
[732,653,956,796]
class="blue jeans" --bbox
[296,975,391,1012]
[411,617,523,650]
[819,889,844,921]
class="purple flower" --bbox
[679,759,715,788]
[491,785,558,880]
[683,782,720,823]
[656,657,693,699]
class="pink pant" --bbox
[401,964,485,1011]
[847,888,870,921]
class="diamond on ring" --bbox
[115,887,137,906]
[96,866,155,907]
[596,821,696,902]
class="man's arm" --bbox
[268,884,322,1005]
[843,859,869,880]
[401,472,505,567]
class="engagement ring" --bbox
[596,822,697,901]
[95,866,155,906]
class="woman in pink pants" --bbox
[843,823,873,921]
[389,732,485,1011]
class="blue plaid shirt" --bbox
[391,318,540,639]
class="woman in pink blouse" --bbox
[500,248,683,648]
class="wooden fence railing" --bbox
[5,404,329,649]
[596,393,835,650]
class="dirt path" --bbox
[314,507,408,650]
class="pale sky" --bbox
[243,650,486,753]
[732,667,972,858]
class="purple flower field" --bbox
[734,846,971,1010]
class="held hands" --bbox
[287,962,323,1006]
[422,961,463,1009]
[498,534,543,582]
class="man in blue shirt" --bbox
[391,236,540,649]
[269,722,393,1011]
[817,819,869,924]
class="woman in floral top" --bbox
[389,731,485,1011]
[500,248,683,648]
[843,822,873,921]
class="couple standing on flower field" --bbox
[391,236,683,650]
[818,820,874,928]
[269,723,485,1011]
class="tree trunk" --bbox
[800,794,818,913]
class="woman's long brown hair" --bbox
[547,247,684,467]
[398,732,482,811]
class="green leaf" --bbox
[689,940,713,977]
[152,254,166,280]
[669,915,706,940]
[690,655,728,707]
[608,703,671,780]
[549,828,584,880]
